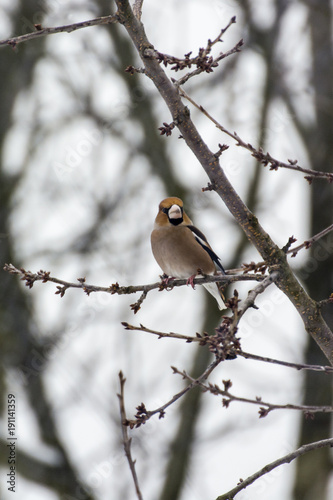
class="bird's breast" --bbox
[151,226,215,278]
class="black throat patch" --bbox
[169,217,183,226]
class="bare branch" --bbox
[156,18,241,80]
[122,323,333,374]
[178,87,333,183]
[228,272,278,334]
[0,15,118,48]
[122,322,199,343]
[181,376,333,417]
[124,359,221,428]
[174,37,243,86]
[318,296,333,308]
[238,351,333,374]
[3,263,265,303]
[117,372,144,500]
[130,290,148,313]
[215,438,333,500]
[287,223,333,256]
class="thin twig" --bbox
[172,19,243,86]
[0,15,118,48]
[238,351,333,374]
[207,273,279,360]
[125,359,221,428]
[121,323,333,373]
[318,297,333,308]
[287,223,333,256]
[179,88,333,182]
[215,438,333,500]
[175,40,243,86]
[179,374,333,417]
[122,322,199,343]
[117,372,144,500]
[155,18,241,81]
[228,272,278,334]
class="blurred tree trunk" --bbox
[292,1,333,498]
[98,0,184,196]
[0,2,94,498]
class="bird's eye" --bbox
[162,207,169,214]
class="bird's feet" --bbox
[159,274,175,289]
[186,269,204,289]
[186,274,196,289]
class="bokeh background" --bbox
[0,1,332,499]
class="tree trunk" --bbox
[293,1,333,498]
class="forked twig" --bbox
[125,359,221,428]
[173,371,333,418]
[155,18,242,85]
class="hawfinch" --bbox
[151,197,225,309]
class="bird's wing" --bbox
[186,225,225,274]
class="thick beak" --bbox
[168,204,182,219]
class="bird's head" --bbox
[155,197,192,227]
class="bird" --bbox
[151,197,226,309]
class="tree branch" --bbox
[287,223,333,256]
[3,263,265,310]
[215,438,333,500]
[124,359,221,428]
[157,18,245,86]
[117,372,144,500]
[178,87,333,183]
[227,272,278,336]
[238,351,333,374]
[0,15,119,48]
[121,323,333,373]
[175,374,333,418]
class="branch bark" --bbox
[114,0,333,365]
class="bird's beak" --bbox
[168,204,182,220]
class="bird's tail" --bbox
[203,282,225,310]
